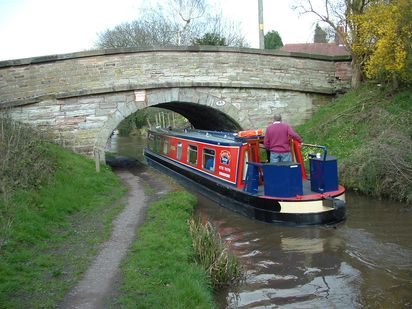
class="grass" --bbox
[115,191,216,309]
[0,143,126,309]
[297,83,412,203]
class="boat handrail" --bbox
[300,143,328,161]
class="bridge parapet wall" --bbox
[0,47,351,108]
[0,47,352,159]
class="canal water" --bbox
[108,135,412,308]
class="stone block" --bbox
[116,102,139,118]
[56,115,86,126]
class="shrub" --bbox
[0,116,55,199]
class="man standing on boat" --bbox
[264,114,302,163]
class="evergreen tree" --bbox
[314,23,328,43]
[264,30,283,49]
[192,33,227,46]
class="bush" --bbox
[0,117,55,199]
[340,124,412,203]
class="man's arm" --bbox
[264,128,270,149]
[287,126,302,143]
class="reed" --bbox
[189,218,243,289]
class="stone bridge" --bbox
[0,46,351,160]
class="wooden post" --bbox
[157,113,160,127]
[95,149,100,173]
[258,0,264,49]
[146,117,152,129]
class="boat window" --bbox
[242,150,249,180]
[154,135,161,153]
[177,142,183,160]
[188,145,198,165]
[203,148,215,172]
[147,133,155,150]
[163,138,169,155]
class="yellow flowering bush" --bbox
[352,0,412,84]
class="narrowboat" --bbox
[144,128,346,225]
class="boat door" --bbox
[237,138,264,189]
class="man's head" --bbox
[273,113,282,122]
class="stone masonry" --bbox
[0,46,352,160]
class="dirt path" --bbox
[60,160,170,309]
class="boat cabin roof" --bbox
[149,128,263,146]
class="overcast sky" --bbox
[0,0,320,61]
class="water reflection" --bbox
[109,135,412,309]
[197,193,412,309]
[106,134,146,161]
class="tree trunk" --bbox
[392,74,399,89]
[351,56,362,88]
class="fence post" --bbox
[95,149,100,173]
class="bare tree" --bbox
[197,12,249,47]
[167,0,207,44]
[293,0,374,88]
[95,0,248,49]
[96,20,178,49]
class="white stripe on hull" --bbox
[279,193,345,214]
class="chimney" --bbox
[334,25,345,46]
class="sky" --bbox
[0,0,320,61]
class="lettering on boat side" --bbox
[215,100,226,106]
[219,172,231,178]
[219,166,231,173]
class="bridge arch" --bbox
[94,87,243,156]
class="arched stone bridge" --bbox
[0,46,351,160]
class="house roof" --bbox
[279,43,350,56]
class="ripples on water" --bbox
[109,135,412,309]
[196,194,412,309]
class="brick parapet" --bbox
[0,47,351,109]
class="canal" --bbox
[108,135,412,308]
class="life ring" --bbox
[237,129,264,137]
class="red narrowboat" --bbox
[144,128,346,225]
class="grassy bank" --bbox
[0,142,126,308]
[115,191,216,309]
[1,117,240,308]
[297,84,412,204]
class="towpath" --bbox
[59,158,171,309]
